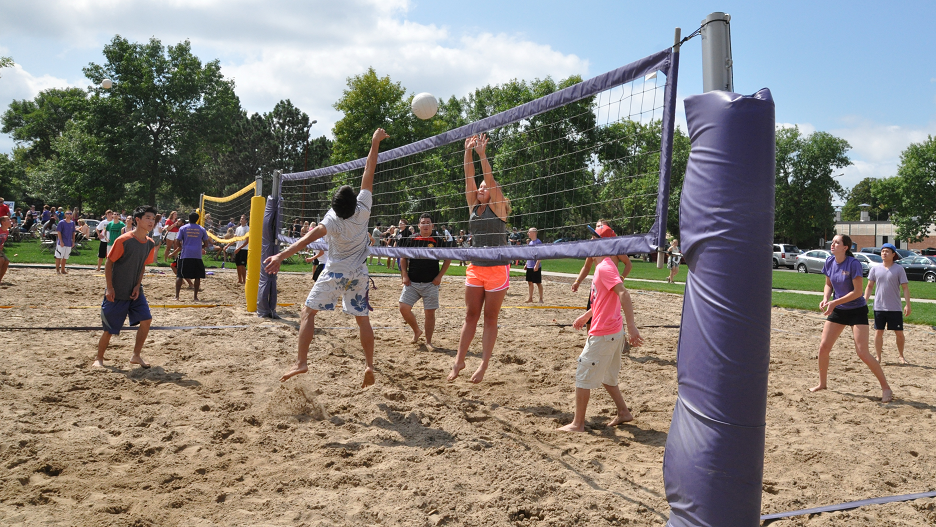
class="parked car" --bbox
[854,252,884,270]
[84,219,101,238]
[921,247,936,256]
[861,246,915,259]
[552,237,580,244]
[796,250,869,276]
[897,256,936,282]
[795,250,831,274]
[772,243,802,269]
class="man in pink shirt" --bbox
[558,233,644,432]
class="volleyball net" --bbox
[271,46,679,262]
[200,181,257,244]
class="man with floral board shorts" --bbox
[93,206,158,369]
[264,128,389,388]
[558,253,644,432]
[399,213,452,347]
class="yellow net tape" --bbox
[202,181,256,204]
[201,180,257,243]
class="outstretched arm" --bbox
[475,134,508,221]
[265,224,327,274]
[464,136,478,207]
[361,128,389,193]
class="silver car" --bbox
[796,250,869,276]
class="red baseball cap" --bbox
[595,225,616,238]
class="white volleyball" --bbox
[411,92,438,120]
[101,79,113,89]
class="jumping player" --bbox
[449,133,512,384]
[399,213,452,347]
[558,253,643,432]
[264,128,389,388]
[93,206,158,369]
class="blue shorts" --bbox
[101,291,152,335]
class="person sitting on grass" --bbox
[558,253,643,432]
[93,206,158,369]
[264,128,389,388]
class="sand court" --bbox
[0,268,934,526]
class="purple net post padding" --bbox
[257,196,281,318]
[653,48,680,250]
[281,48,673,182]
[664,89,775,527]
[279,232,654,261]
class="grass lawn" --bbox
[9,238,936,325]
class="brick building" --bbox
[835,221,936,252]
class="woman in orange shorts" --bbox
[448,134,511,383]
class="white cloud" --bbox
[0,0,589,143]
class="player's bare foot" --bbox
[280,362,308,382]
[470,364,487,384]
[525,298,533,303]
[607,410,634,427]
[361,367,375,388]
[92,359,106,368]
[447,361,465,381]
[898,356,908,364]
[411,328,423,344]
[882,389,893,403]
[129,356,150,369]
[809,384,826,393]
[557,423,585,432]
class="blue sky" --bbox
[1,0,934,195]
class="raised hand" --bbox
[373,128,389,143]
[475,133,488,155]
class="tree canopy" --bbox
[872,135,936,242]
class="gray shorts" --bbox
[399,282,440,310]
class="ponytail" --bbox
[840,234,854,258]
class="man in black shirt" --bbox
[399,213,451,347]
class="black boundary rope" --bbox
[678,25,703,47]
[760,490,936,524]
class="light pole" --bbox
[304,120,318,171]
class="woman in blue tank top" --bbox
[810,234,892,402]
[448,133,512,384]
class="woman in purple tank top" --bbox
[810,234,892,402]
[448,133,512,384]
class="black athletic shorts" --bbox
[873,310,904,331]
[177,258,206,279]
[98,240,108,258]
[233,248,248,266]
[827,305,869,326]
[525,268,542,284]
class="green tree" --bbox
[1,87,90,164]
[331,68,416,164]
[841,177,892,221]
[0,56,12,77]
[872,135,936,242]
[83,36,241,207]
[0,152,28,200]
[27,119,116,213]
[774,126,851,247]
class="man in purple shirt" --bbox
[172,212,212,300]
[55,210,76,274]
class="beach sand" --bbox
[0,268,934,526]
